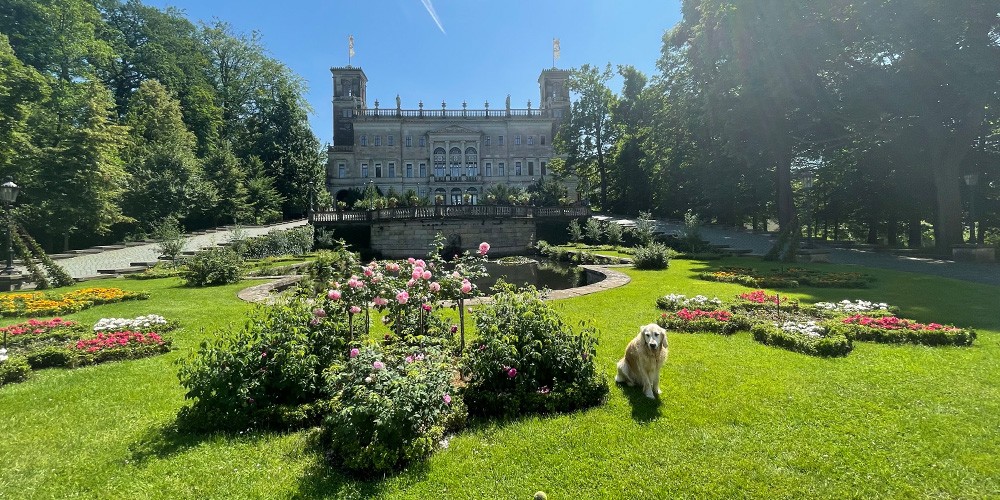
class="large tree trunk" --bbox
[930,152,965,254]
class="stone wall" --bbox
[370,218,536,258]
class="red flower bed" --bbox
[73,331,166,353]
[0,318,76,337]
[658,309,737,334]
[842,315,958,332]
[738,290,785,305]
[675,309,732,322]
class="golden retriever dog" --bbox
[615,323,668,399]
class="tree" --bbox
[558,64,618,209]
[202,141,250,225]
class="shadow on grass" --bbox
[617,382,662,423]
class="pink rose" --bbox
[328,290,342,301]
[415,259,426,268]
[479,242,490,255]
[407,279,416,287]
[373,361,385,370]
[313,308,327,318]
[443,393,452,404]
[412,268,423,280]
[349,306,362,315]
[396,291,409,304]
[422,270,432,280]
[405,355,414,363]
[422,303,432,312]
[429,282,441,293]
[461,280,473,294]
[350,348,359,358]
[374,296,388,306]
[407,257,415,264]
[507,367,517,378]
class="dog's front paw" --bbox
[643,388,656,399]
[655,386,662,396]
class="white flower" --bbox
[779,320,825,338]
[814,300,892,314]
[0,348,7,363]
[94,314,167,331]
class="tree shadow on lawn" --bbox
[617,382,662,423]
[126,419,277,466]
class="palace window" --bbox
[338,162,346,178]
[498,162,505,176]
[527,136,534,145]
[360,135,367,146]
[388,135,394,146]
[406,135,412,147]
[541,161,547,176]
[485,162,492,177]
[515,161,522,176]
[375,163,383,178]
[541,135,546,145]
[515,135,521,146]
[498,135,505,146]
[485,136,491,146]
[419,137,426,147]
[374,135,382,146]
[528,161,534,176]
[388,162,396,178]
[406,163,413,178]
[361,163,369,178]
[450,187,462,205]
[419,163,427,177]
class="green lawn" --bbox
[1,260,998,498]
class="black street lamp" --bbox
[0,179,21,286]
[307,180,315,218]
[964,173,979,243]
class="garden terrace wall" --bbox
[370,218,536,258]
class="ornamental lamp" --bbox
[0,180,19,205]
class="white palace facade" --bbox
[325,66,575,205]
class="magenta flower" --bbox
[261,351,267,358]
[450,325,458,334]
[429,282,441,293]
[348,277,364,289]
[350,348,359,358]
[461,280,473,294]
[479,242,490,255]
[443,393,452,405]
[373,360,385,370]
[405,355,414,363]
[507,367,517,378]
[396,291,409,304]
[364,268,373,277]
[422,303,432,312]
[313,308,327,318]
[328,289,342,301]
[349,305,362,315]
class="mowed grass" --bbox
[1,260,998,498]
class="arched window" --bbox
[465,147,479,177]
[433,147,446,177]
[449,147,462,177]
[465,187,479,205]
[450,187,462,205]
[434,187,446,204]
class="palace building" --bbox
[325,66,576,206]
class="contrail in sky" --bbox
[420,0,446,34]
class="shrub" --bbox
[604,221,623,246]
[176,298,351,431]
[584,218,603,244]
[153,215,186,261]
[567,219,583,243]
[632,242,670,270]
[236,226,314,260]
[750,321,853,357]
[0,356,31,386]
[299,246,359,295]
[634,211,656,246]
[25,346,74,369]
[829,315,976,346]
[461,283,608,417]
[182,247,245,286]
[321,346,464,476]
[656,309,738,335]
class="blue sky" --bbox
[144,0,683,145]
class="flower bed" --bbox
[0,288,149,317]
[656,308,737,334]
[1,318,86,350]
[750,320,853,357]
[655,293,723,311]
[698,268,799,288]
[808,299,898,318]
[93,314,172,332]
[71,330,171,365]
[829,315,976,346]
[731,290,799,312]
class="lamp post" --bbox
[307,180,315,219]
[0,179,21,291]
[964,173,979,243]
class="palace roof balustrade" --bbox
[309,205,589,225]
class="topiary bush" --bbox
[461,283,608,418]
[176,298,351,431]
[181,247,245,286]
[236,226,314,260]
[632,242,670,270]
[0,356,31,386]
[321,346,465,476]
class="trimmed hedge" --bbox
[750,322,853,357]
[829,316,976,346]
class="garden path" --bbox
[26,220,308,281]
[608,216,1000,287]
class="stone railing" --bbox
[310,205,589,224]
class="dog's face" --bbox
[640,323,667,352]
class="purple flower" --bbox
[405,355,414,363]
[507,367,517,378]
[450,325,459,334]
[443,393,452,405]
[350,348,359,358]
[422,303,432,312]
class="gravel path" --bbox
[607,216,1000,287]
[29,220,308,280]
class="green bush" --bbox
[26,346,74,369]
[153,215,186,261]
[0,356,31,386]
[321,346,464,476]
[176,298,351,431]
[182,247,245,287]
[567,219,583,243]
[584,218,603,244]
[299,246,359,295]
[604,221,623,246]
[461,283,608,418]
[236,226,314,260]
[632,242,671,270]
[750,321,853,357]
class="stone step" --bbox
[49,253,76,260]
[95,245,127,250]
[70,248,103,255]
[75,274,117,282]
[124,241,148,247]
[129,261,158,268]
[726,249,754,255]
